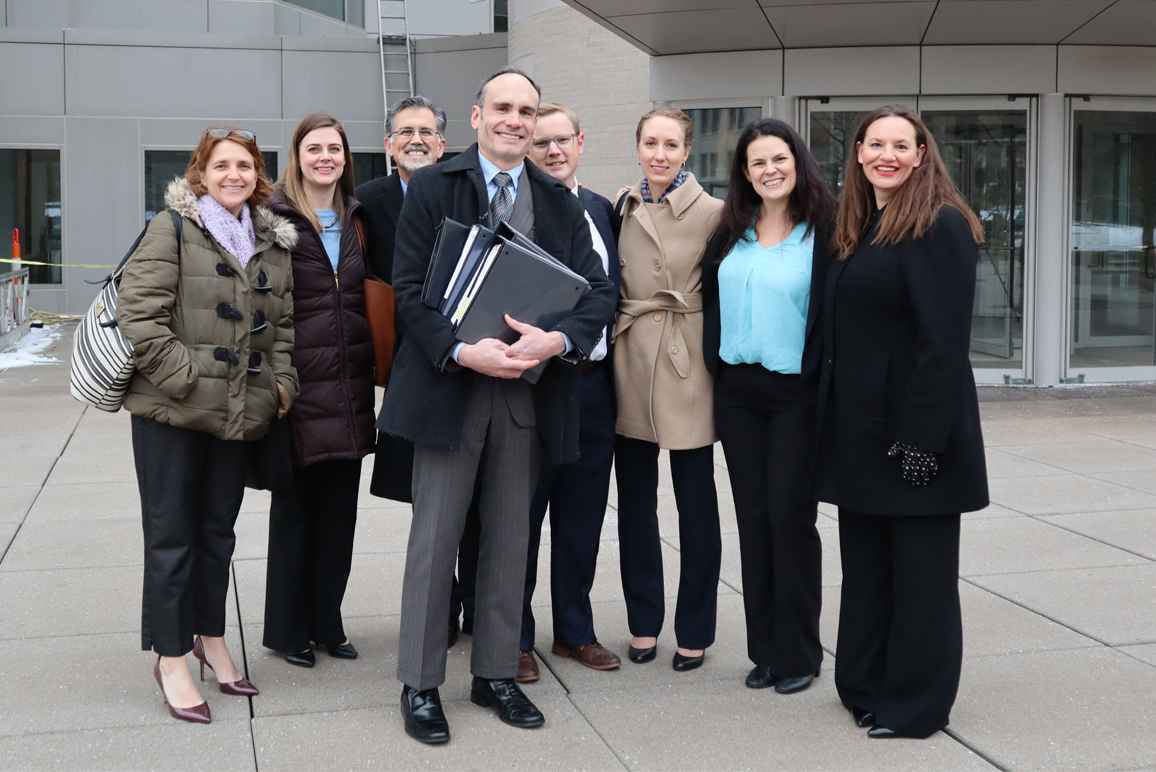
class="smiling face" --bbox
[298,126,345,191]
[471,73,539,169]
[203,139,257,216]
[744,134,796,207]
[857,115,925,206]
[637,116,690,197]
[388,106,444,178]
[529,111,583,189]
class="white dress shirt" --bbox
[573,183,609,362]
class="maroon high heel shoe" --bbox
[153,657,211,724]
[193,636,260,697]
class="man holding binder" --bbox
[379,67,615,745]
[516,103,622,683]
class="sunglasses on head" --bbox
[205,128,256,142]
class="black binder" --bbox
[421,218,473,309]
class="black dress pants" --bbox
[132,416,248,657]
[615,436,721,649]
[715,364,822,677]
[836,510,962,738]
[521,361,615,651]
[263,458,361,652]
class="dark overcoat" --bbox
[268,193,376,468]
[816,205,989,516]
[377,145,616,465]
[354,171,404,282]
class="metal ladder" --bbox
[377,0,415,174]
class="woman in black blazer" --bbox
[702,118,835,695]
[818,105,989,739]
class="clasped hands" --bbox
[457,314,565,379]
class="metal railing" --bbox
[0,268,30,349]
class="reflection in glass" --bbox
[1070,111,1156,368]
[353,152,389,188]
[0,150,62,285]
[684,107,762,197]
[925,111,1027,369]
[808,110,861,192]
[144,150,277,222]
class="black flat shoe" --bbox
[850,706,875,728]
[774,671,818,695]
[671,652,704,672]
[401,686,450,745]
[285,648,315,668]
[321,640,359,660]
[469,677,545,729]
[744,665,777,689]
[867,726,898,739]
[627,644,657,664]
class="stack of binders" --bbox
[421,217,591,382]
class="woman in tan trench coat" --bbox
[613,108,723,672]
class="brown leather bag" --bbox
[355,219,396,387]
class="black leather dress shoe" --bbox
[321,640,359,660]
[469,677,545,729]
[849,706,875,728]
[774,671,818,695]
[744,665,777,689]
[671,652,704,672]
[867,725,898,739]
[401,686,450,745]
[285,648,315,668]
[627,645,657,664]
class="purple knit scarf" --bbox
[197,194,257,267]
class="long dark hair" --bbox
[834,105,983,259]
[709,118,835,262]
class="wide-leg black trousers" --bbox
[615,436,721,649]
[263,458,361,652]
[835,510,962,738]
[132,416,248,657]
[715,364,823,677]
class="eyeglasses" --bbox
[531,134,576,152]
[206,128,256,142]
[391,127,440,140]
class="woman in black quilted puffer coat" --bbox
[263,113,376,668]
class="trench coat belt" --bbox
[614,289,702,380]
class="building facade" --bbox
[0,0,505,315]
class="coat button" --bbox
[671,346,679,354]
[653,313,662,323]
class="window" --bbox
[683,106,761,198]
[144,150,277,222]
[494,0,509,33]
[284,0,345,21]
[353,152,390,188]
[0,149,62,285]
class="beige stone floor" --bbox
[2,325,1155,771]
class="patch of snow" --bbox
[0,324,62,368]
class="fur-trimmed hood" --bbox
[164,177,298,250]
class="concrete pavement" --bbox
[2,324,1155,771]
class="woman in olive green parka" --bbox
[117,129,297,725]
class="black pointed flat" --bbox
[627,644,657,664]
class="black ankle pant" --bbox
[715,364,822,677]
[263,459,361,652]
[615,436,721,649]
[132,416,248,657]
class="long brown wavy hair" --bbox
[834,105,983,259]
[279,112,356,233]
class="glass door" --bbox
[1067,99,1156,380]
[803,97,914,192]
[920,96,1034,381]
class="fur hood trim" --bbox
[164,177,298,250]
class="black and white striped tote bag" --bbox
[69,211,182,412]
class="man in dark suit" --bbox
[357,97,480,646]
[515,103,621,683]
[380,68,615,745]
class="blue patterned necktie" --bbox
[490,171,514,226]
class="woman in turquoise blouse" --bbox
[702,118,836,695]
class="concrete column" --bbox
[770,96,797,128]
[1031,93,1068,387]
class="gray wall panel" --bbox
[415,44,508,148]
[282,50,383,121]
[0,42,64,115]
[1058,46,1156,95]
[784,47,919,96]
[651,51,781,102]
[922,46,1056,95]
[71,0,208,33]
[210,1,278,36]
[0,116,66,144]
[137,118,286,150]
[6,0,67,28]
[275,4,302,35]
[66,45,283,118]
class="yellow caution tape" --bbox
[0,258,117,269]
